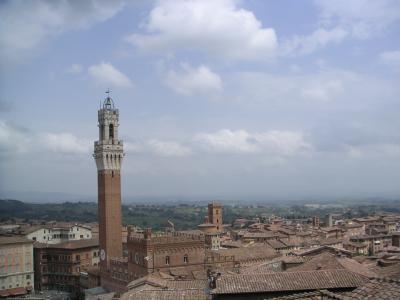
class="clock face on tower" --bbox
[100,249,106,261]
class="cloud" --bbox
[125,139,191,157]
[315,0,400,39]
[347,143,400,158]
[165,64,222,96]
[380,50,400,71]
[300,79,344,102]
[67,64,83,74]
[126,0,277,60]
[281,0,400,56]
[40,133,91,154]
[282,27,348,56]
[0,0,125,64]
[147,140,192,157]
[0,120,92,157]
[226,70,353,105]
[194,129,312,155]
[0,121,31,155]
[88,62,133,88]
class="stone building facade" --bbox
[0,236,34,297]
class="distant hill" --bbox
[0,199,98,223]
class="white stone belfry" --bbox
[93,96,124,170]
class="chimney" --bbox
[144,228,152,240]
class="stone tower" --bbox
[93,93,124,270]
[208,202,222,232]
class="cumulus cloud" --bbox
[0,0,125,64]
[147,140,192,157]
[0,121,91,157]
[165,64,222,96]
[281,0,400,56]
[67,64,83,74]
[315,0,400,39]
[88,62,133,88]
[125,139,191,157]
[126,0,277,60]
[380,50,400,71]
[0,121,31,155]
[282,27,348,56]
[194,129,312,155]
[300,79,344,102]
[40,133,91,154]
[227,70,354,105]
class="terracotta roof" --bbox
[291,245,354,257]
[369,262,400,279]
[0,235,33,245]
[270,289,343,299]
[267,239,287,249]
[344,278,400,299]
[209,244,279,262]
[211,269,368,295]
[34,237,98,249]
[289,253,376,278]
[121,289,207,300]
[127,274,207,291]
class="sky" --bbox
[1,0,400,202]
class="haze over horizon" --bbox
[1,0,400,200]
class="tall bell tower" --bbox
[94,91,124,270]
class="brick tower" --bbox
[94,92,124,270]
[208,202,223,232]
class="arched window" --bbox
[183,255,188,263]
[165,256,170,265]
[109,124,114,139]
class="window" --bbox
[184,255,188,263]
[165,256,170,265]
[109,124,114,139]
[80,235,83,238]
[26,274,31,279]
[76,255,80,261]
[32,237,36,241]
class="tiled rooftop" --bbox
[34,237,98,249]
[211,269,368,295]
[0,235,33,245]
[344,278,400,299]
[121,289,207,300]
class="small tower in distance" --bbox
[208,202,223,232]
[93,91,124,271]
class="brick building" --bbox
[33,238,99,298]
[127,229,205,280]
